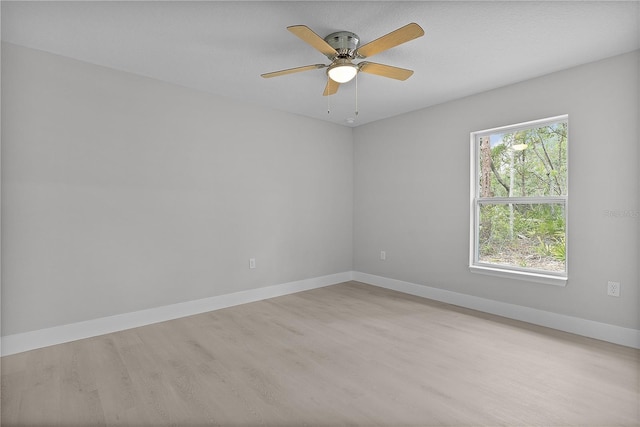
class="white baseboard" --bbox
[1,271,353,356]
[353,272,640,349]
[4,270,637,355]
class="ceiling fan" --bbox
[261,23,425,96]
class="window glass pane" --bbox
[478,121,567,198]
[478,203,566,273]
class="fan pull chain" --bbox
[327,75,331,114]
[355,73,359,117]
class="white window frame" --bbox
[469,115,568,286]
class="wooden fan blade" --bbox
[288,25,338,58]
[356,23,424,58]
[261,64,326,78]
[358,62,414,80]
[323,78,340,96]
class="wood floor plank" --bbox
[2,281,639,426]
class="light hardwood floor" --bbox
[2,281,639,426]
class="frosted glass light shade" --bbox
[328,64,358,83]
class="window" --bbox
[470,116,568,285]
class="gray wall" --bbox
[2,42,638,338]
[354,51,639,330]
[1,43,354,335]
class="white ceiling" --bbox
[2,1,639,127]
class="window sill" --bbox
[470,265,567,287]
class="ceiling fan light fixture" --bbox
[263,23,424,97]
[328,60,358,83]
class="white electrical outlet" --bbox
[380,251,386,260]
[249,258,256,269]
[607,281,620,297]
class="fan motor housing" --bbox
[324,31,360,59]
